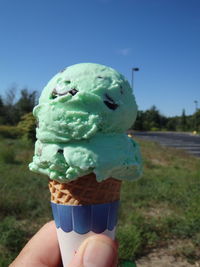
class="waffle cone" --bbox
[48,173,121,205]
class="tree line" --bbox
[133,105,200,132]
[0,87,37,125]
[0,88,37,140]
[0,88,199,137]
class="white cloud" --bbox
[96,0,113,3]
[117,48,131,56]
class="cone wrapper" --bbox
[51,201,119,266]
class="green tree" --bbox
[133,106,167,131]
[194,109,200,132]
[0,96,5,124]
[166,117,178,131]
[2,87,38,125]
[133,105,200,132]
[180,109,187,131]
[17,112,36,141]
[144,105,162,131]
[133,110,145,130]
[15,89,37,118]
[3,87,18,125]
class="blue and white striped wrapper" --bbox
[51,201,119,266]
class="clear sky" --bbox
[0,0,199,117]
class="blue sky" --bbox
[0,0,199,117]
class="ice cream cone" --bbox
[48,173,121,205]
[29,63,142,266]
[49,173,121,266]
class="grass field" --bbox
[0,136,200,266]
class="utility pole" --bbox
[194,100,198,131]
[194,100,198,111]
[131,67,139,90]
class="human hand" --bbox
[10,221,118,267]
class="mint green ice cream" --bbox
[29,63,142,182]
[34,63,137,142]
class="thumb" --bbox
[68,234,118,267]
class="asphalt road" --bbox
[133,132,200,157]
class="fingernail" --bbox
[83,239,116,267]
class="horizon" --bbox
[0,0,199,117]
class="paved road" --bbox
[132,132,200,157]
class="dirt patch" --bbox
[136,241,200,267]
[136,249,199,267]
[150,158,169,166]
[142,205,173,219]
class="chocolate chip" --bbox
[105,93,113,102]
[104,100,119,110]
[51,88,58,99]
[51,89,68,98]
[64,80,71,85]
[57,149,64,154]
[68,88,78,96]
[60,67,67,73]
[104,93,118,110]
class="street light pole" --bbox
[194,100,198,111]
[194,100,198,131]
[131,67,139,90]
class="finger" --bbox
[10,221,61,267]
[68,234,118,267]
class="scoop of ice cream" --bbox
[29,63,142,182]
[29,133,142,182]
[34,63,137,143]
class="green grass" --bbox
[0,137,200,266]
[117,139,200,263]
[0,138,51,266]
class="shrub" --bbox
[0,125,20,139]
[17,113,36,142]
[150,127,160,131]
[0,145,16,164]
